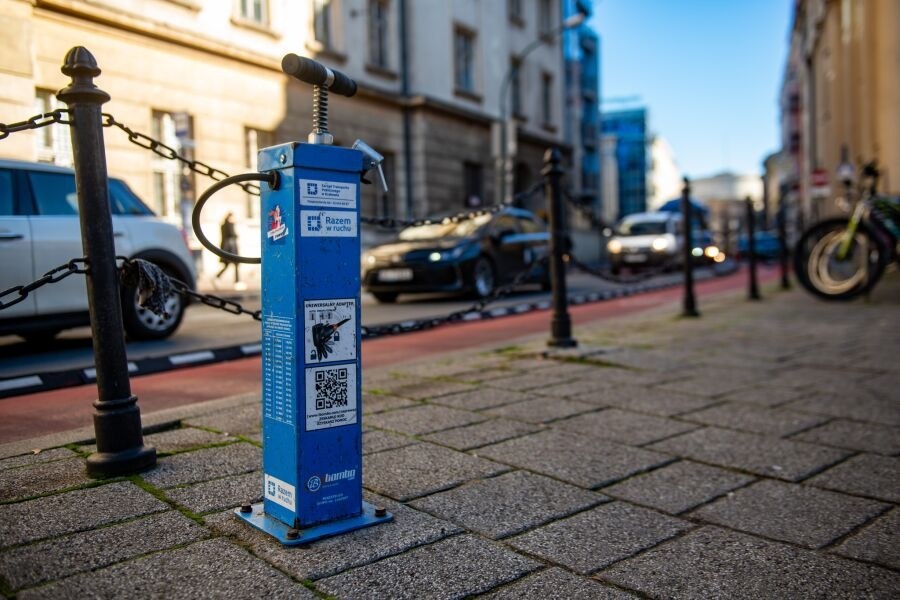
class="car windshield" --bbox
[398,213,492,241]
[617,220,667,236]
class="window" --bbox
[151,110,183,217]
[508,0,523,24]
[313,0,333,47]
[539,0,554,36]
[109,180,153,215]
[509,57,523,116]
[239,0,268,25]
[0,170,13,215]
[33,90,72,167]
[463,162,483,207]
[245,127,274,218]
[454,27,476,93]
[541,72,553,125]
[368,0,390,68]
[28,172,78,215]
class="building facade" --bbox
[1,0,578,279]
[691,172,764,254]
[777,0,900,225]
[600,107,648,220]
[647,136,681,211]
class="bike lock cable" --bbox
[192,172,279,264]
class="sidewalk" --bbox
[1,274,897,598]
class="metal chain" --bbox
[0,258,89,311]
[360,182,545,230]
[0,109,71,141]
[566,254,667,284]
[100,113,261,196]
[361,256,548,338]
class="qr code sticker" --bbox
[315,368,349,410]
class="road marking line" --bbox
[0,375,42,392]
[241,343,262,354]
[83,362,138,380]
[169,351,215,365]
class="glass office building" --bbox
[601,108,648,219]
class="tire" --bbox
[469,256,496,298]
[372,291,399,303]
[121,263,186,340]
[794,218,888,301]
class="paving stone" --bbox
[484,397,597,424]
[165,471,261,513]
[833,508,900,570]
[807,454,899,503]
[485,371,574,392]
[362,429,415,454]
[368,376,476,400]
[484,567,636,599]
[478,429,673,488]
[141,443,261,489]
[410,470,605,539]
[0,448,76,471]
[602,460,755,514]
[0,457,91,502]
[362,392,418,414]
[0,511,207,591]
[316,534,539,600]
[80,427,238,456]
[722,386,809,407]
[16,538,312,600]
[656,376,752,398]
[792,419,900,455]
[690,479,888,548]
[422,419,541,451]
[784,394,900,426]
[208,493,462,581]
[363,443,508,501]
[555,409,699,445]
[649,426,850,481]
[0,482,167,548]
[430,387,535,411]
[529,377,621,398]
[364,404,487,435]
[600,526,899,599]
[573,384,719,415]
[507,502,691,574]
[183,403,261,434]
[679,402,829,437]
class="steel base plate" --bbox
[234,501,393,546]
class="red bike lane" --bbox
[0,266,778,443]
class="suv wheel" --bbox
[470,256,495,298]
[120,265,186,340]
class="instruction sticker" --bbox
[300,179,357,209]
[304,298,357,364]
[305,364,358,431]
[300,210,357,237]
[264,473,296,511]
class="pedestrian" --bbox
[216,212,241,287]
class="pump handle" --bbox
[281,54,357,97]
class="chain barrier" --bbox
[0,258,90,311]
[566,254,668,284]
[361,256,549,338]
[0,109,71,141]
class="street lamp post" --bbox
[497,10,587,205]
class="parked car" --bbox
[738,231,781,260]
[607,211,720,274]
[0,159,196,341]
[361,207,550,302]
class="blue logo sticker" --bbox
[306,475,322,492]
[306,182,318,195]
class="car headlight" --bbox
[692,247,704,257]
[704,245,720,258]
[361,252,376,271]
[651,237,671,252]
[429,245,468,262]
[607,240,622,254]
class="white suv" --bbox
[0,159,196,341]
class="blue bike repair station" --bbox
[195,54,392,545]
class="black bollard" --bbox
[57,47,156,477]
[777,201,790,289]
[746,196,761,300]
[681,177,699,317]
[543,148,577,348]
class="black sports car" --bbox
[362,207,550,303]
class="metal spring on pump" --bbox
[309,85,333,145]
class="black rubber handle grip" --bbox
[281,53,357,97]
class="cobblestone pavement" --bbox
[1,274,897,598]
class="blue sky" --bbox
[589,0,792,178]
